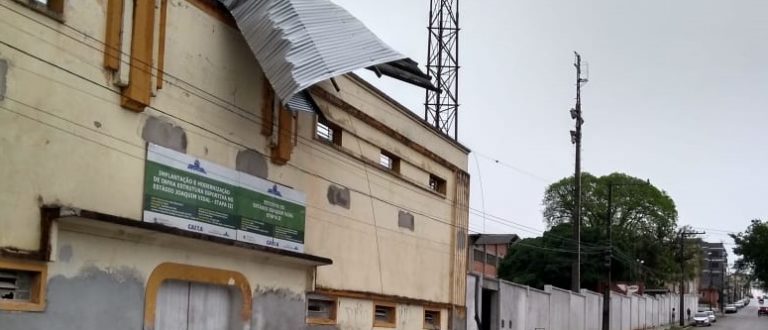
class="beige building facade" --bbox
[0,0,470,329]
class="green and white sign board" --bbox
[143,143,306,252]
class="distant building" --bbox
[698,241,728,309]
[469,234,520,279]
[467,233,519,330]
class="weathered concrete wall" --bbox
[569,291,586,330]
[527,287,551,329]
[583,289,603,330]
[611,293,698,330]
[489,279,699,330]
[546,285,572,330]
[0,266,144,330]
[466,275,478,330]
[251,289,306,330]
[0,224,312,330]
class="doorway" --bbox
[481,288,496,330]
[155,280,243,330]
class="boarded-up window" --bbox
[398,210,414,231]
[155,280,243,330]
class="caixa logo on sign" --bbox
[266,239,280,247]
[187,224,204,232]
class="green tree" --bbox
[730,219,768,290]
[500,172,687,290]
[498,223,604,289]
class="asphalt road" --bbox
[705,301,766,330]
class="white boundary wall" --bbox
[467,275,699,330]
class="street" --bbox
[702,302,766,330]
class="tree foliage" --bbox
[499,172,688,290]
[543,172,678,242]
[730,219,768,290]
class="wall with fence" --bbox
[467,274,699,330]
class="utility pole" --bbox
[601,184,613,330]
[678,229,705,326]
[571,51,587,293]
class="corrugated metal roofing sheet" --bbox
[218,0,406,103]
[286,91,319,113]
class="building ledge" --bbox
[55,208,332,267]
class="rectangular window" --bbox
[15,0,64,20]
[486,254,498,266]
[306,294,336,325]
[373,302,396,327]
[0,259,47,311]
[316,115,342,146]
[429,174,447,194]
[473,249,484,263]
[379,150,400,173]
[424,309,441,329]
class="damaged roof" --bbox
[217,0,434,103]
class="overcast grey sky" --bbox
[333,0,768,255]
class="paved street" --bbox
[704,302,766,330]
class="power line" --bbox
[0,8,572,242]
[0,9,618,257]
[473,151,552,183]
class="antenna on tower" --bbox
[425,0,460,140]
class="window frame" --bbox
[379,150,401,173]
[473,249,484,264]
[306,293,337,325]
[428,174,447,195]
[423,308,441,329]
[14,0,64,21]
[0,258,47,312]
[373,301,397,328]
[315,115,342,147]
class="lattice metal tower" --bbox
[425,0,460,139]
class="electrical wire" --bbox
[0,7,619,256]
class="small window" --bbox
[15,0,64,20]
[473,249,484,263]
[306,294,336,325]
[429,174,447,194]
[373,302,396,327]
[486,254,498,266]
[379,150,400,173]
[0,259,47,311]
[424,309,441,329]
[316,115,342,146]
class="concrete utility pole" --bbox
[601,184,613,330]
[602,180,648,330]
[678,229,705,326]
[571,52,587,293]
